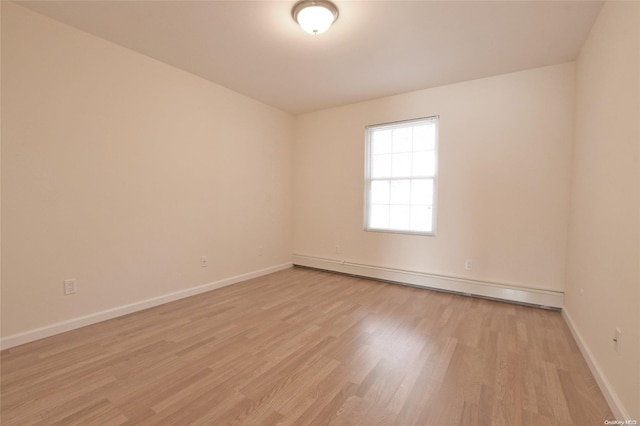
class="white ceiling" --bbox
[16,0,603,114]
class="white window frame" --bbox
[364,116,439,236]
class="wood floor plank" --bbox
[1,267,613,425]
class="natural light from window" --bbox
[364,116,439,235]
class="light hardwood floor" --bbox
[1,267,613,425]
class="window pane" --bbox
[411,179,433,205]
[389,205,410,230]
[365,117,438,235]
[370,180,390,204]
[372,154,391,178]
[372,129,392,154]
[392,127,412,153]
[370,205,389,228]
[413,123,436,151]
[410,205,432,232]
[412,150,436,176]
[391,153,412,177]
[390,180,411,204]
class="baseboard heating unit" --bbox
[292,254,563,309]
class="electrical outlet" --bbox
[334,244,341,255]
[464,259,473,271]
[201,256,208,268]
[613,328,622,354]
[64,279,77,295]
[258,246,263,256]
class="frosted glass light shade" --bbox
[292,1,339,35]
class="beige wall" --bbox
[0,2,3,337]
[1,3,294,337]
[293,63,575,292]
[565,1,640,419]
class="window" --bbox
[364,116,438,235]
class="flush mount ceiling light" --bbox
[292,0,339,35]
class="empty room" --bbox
[1,0,638,424]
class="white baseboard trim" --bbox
[292,254,563,308]
[562,308,629,420]
[0,262,292,350]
